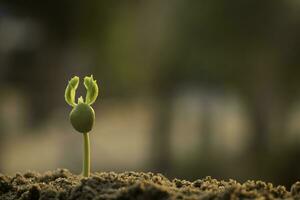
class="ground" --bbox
[0,169,300,200]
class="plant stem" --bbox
[83,132,90,177]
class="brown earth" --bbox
[1,169,300,200]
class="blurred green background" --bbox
[1,0,300,188]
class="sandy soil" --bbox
[0,169,300,200]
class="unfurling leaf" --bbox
[65,76,79,107]
[84,75,99,105]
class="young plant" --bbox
[65,75,99,177]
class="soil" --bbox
[1,169,300,200]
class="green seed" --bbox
[70,103,95,133]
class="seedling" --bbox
[65,75,99,177]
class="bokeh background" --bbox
[1,0,300,188]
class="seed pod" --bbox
[70,101,95,133]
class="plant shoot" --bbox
[65,75,99,177]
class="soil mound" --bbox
[0,169,300,200]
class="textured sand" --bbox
[0,169,300,200]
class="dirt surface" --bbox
[1,169,300,200]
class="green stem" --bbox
[82,132,90,177]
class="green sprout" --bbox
[65,75,99,177]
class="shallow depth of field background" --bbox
[1,0,300,187]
